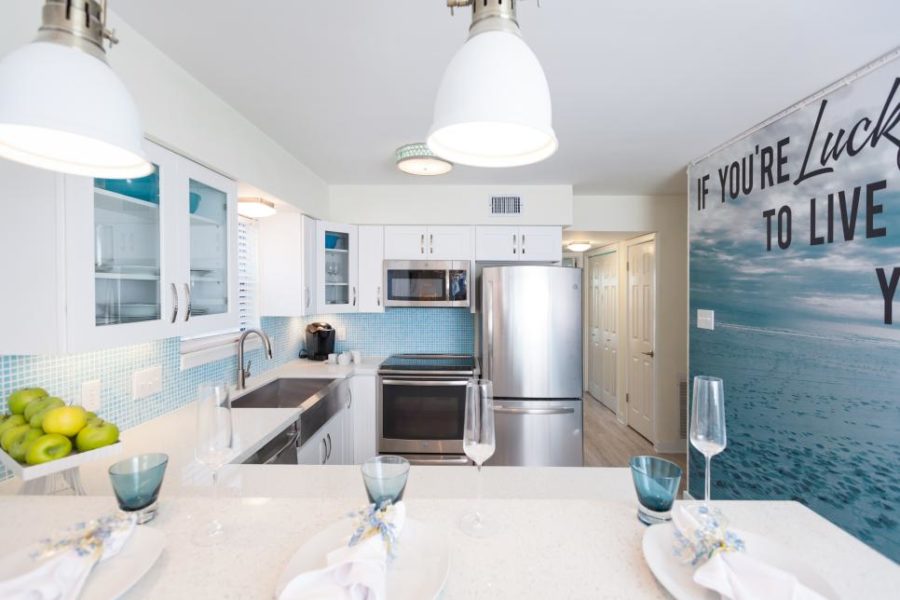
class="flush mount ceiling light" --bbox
[566,241,591,253]
[238,197,277,219]
[0,0,151,179]
[428,0,557,168]
[395,143,453,176]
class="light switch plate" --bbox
[697,309,715,330]
[81,379,102,412]
[132,366,162,400]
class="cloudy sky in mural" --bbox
[691,62,900,341]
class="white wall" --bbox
[573,195,688,452]
[0,4,329,218]
[329,185,573,225]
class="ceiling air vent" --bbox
[490,195,522,216]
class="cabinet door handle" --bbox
[513,233,517,254]
[430,233,434,254]
[352,286,357,307]
[183,283,191,322]
[305,286,310,309]
[170,283,179,323]
[347,387,353,410]
[325,433,332,460]
[521,234,526,255]
[376,286,382,307]
[420,234,425,255]
[320,438,327,464]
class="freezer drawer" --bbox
[487,399,583,467]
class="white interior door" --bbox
[588,254,604,401]
[588,251,618,412]
[627,239,655,441]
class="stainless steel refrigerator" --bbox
[480,265,584,466]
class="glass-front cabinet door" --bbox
[316,221,358,313]
[177,159,239,336]
[64,141,180,350]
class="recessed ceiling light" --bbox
[0,0,151,179]
[566,242,591,253]
[395,143,453,176]
[238,197,277,219]
[428,0,557,168]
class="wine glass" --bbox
[690,376,727,505]
[194,383,233,545]
[460,379,496,537]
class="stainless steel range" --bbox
[377,354,478,466]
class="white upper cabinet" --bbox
[384,225,473,260]
[475,226,562,263]
[0,141,239,354]
[316,221,359,313]
[357,225,385,313]
[259,212,317,316]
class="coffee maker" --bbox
[305,322,335,361]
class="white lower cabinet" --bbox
[297,404,353,465]
[350,375,377,464]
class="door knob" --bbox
[642,351,655,358]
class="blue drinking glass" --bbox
[109,453,169,524]
[361,456,410,509]
[630,455,682,525]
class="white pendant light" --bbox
[0,0,151,179]
[428,0,557,168]
[238,197,277,219]
[395,143,453,176]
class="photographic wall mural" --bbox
[688,50,900,561]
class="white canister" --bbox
[350,350,362,364]
[338,352,351,366]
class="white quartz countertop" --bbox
[0,357,385,496]
[0,488,895,599]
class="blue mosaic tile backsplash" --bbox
[0,308,474,481]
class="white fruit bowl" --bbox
[0,442,122,481]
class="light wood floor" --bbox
[583,392,686,473]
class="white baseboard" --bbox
[654,439,687,454]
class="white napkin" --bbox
[694,551,828,600]
[0,513,135,600]
[278,502,406,600]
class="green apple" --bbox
[75,420,119,452]
[5,427,42,462]
[41,406,87,437]
[23,396,63,422]
[25,433,72,465]
[0,423,31,452]
[24,397,64,424]
[0,415,27,440]
[7,388,48,415]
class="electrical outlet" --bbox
[697,309,715,330]
[132,366,162,400]
[81,379,102,412]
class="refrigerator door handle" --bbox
[486,279,494,380]
[494,406,576,416]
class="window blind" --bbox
[237,216,260,332]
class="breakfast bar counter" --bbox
[0,468,897,599]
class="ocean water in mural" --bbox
[689,55,900,560]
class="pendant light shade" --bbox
[428,2,557,168]
[0,1,151,179]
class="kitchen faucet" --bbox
[237,329,274,390]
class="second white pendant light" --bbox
[428,0,557,168]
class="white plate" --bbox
[0,526,165,600]
[643,524,838,600]
[277,518,450,599]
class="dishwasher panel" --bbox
[487,399,583,466]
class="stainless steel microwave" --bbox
[383,261,470,308]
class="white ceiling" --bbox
[113,0,900,195]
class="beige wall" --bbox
[573,195,688,451]
[0,4,329,218]
[329,185,573,225]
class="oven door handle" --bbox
[406,456,471,466]
[381,379,470,387]
[494,406,576,415]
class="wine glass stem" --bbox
[475,463,483,524]
[704,455,711,505]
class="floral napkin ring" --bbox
[348,501,402,559]
[31,513,136,561]
[672,504,745,567]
